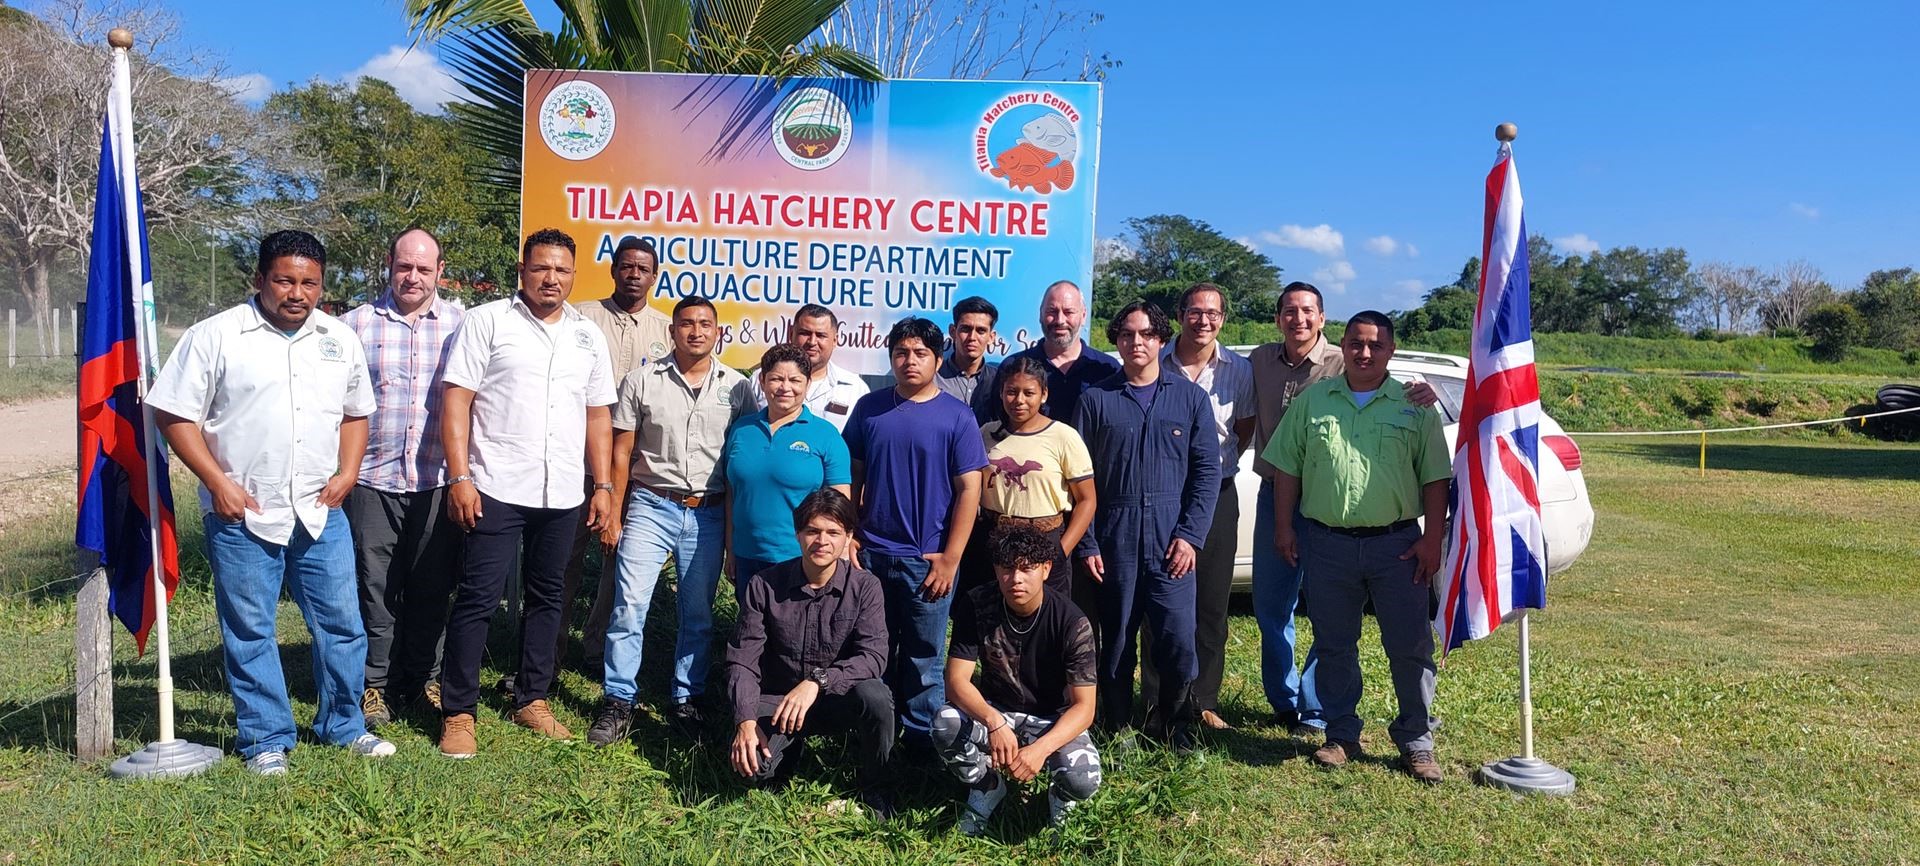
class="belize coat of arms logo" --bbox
[539,80,617,161]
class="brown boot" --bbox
[440,713,477,759]
[511,699,574,740]
[1402,748,1443,785]
[1312,738,1362,768]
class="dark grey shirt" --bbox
[725,558,888,724]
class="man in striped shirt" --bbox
[340,227,465,726]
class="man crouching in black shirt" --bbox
[724,489,896,820]
[934,524,1101,836]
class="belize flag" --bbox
[1434,137,1548,655]
[75,91,178,655]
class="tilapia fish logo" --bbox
[774,86,853,171]
[985,109,1078,194]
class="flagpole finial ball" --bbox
[107,28,134,49]
[1495,123,1518,142]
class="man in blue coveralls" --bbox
[1071,300,1219,752]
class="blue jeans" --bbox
[603,488,725,704]
[861,550,951,745]
[204,510,368,758]
[1252,479,1324,726]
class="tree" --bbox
[0,0,256,352]
[260,78,518,303]
[1582,246,1698,337]
[1802,301,1865,361]
[406,0,885,201]
[820,0,1116,80]
[1395,258,1477,337]
[1758,260,1833,334]
[1687,262,1774,334]
[1847,268,1920,351]
[1091,214,1283,323]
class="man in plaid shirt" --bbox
[340,227,466,726]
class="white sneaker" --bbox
[347,733,397,758]
[245,750,289,776]
[958,778,1007,837]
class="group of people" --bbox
[149,224,1454,832]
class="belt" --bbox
[1307,517,1418,538]
[641,484,723,508]
[984,511,1064,532]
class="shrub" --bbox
[1803,302,1867,362]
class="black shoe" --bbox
[587,697,635,747]
[667,701,706,740]
[857,787,897,822]
[1272,711,1318,739]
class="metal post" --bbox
[104,26,221,780]
[8,309,15,368]
[1699,431,1706,477]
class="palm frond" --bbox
[405,0,539,40]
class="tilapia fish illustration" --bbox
[989,142,1075,194]
[1019,113,1078,163]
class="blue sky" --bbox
[138,0,1918,317]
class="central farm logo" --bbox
[974,92,1081,194]
[774,86,853,171]
[538,80,616,161]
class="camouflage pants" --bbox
[931,704,1102,803]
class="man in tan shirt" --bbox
[557,237,675,674]
[1248,281,1433,736]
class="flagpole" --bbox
[1475,121,1574,798]
[106,26,221,780]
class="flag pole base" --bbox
[1477,756,1575,796]
[109,738,223,780]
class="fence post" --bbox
[52,307,61,358]
[7,309,14,368]
[74,299,114,760]
[71,305,79,358]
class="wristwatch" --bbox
[593,482,615,492]
[809,667,830,689]
[449,474,472,486]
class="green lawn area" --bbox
[2,440,1917,864]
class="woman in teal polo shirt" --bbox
[722,343,853,606]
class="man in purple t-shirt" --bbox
[845,317,988,754]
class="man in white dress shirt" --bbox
[749,303,869,430]
[435,228,617,758]
[150,230,396,775]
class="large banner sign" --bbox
[521,70,1102,373]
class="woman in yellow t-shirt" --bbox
[962,356,1098,597]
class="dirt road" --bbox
[0,395,78,530]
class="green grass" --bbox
[0,359,75,406]
[3,442,1919,863]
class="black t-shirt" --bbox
[949,585,1098,717]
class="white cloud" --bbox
[1364,235,1399,256]
[1310,260,1356,294]
[1259,224,1345,258]
[216,73,273,105]
[1232,235,1258,252]
[347,46,462,114]
[1553,233,1601,255]
[1394,278,1426,293]
[1405,243,1419,258]
[1788,202,1821,220]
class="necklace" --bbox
[1003,598,1039,635]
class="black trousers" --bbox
[1143,478,1238,712]
[439,491,579,717]
[345,484,461,695]
[744,678,895,789]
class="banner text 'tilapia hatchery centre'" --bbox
[522,70,1102,374]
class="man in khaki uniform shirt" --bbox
[592,294,753,745]
[562,236,674,672]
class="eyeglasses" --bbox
[1183,309,1224,322]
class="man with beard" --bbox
[339,228,465,726]
[435,228,616,758]
[988,281,1119,425]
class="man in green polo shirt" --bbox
[1263,310,1450,784]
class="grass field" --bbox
[2,441,1918,864]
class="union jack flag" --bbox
[1434,138,1548,655]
